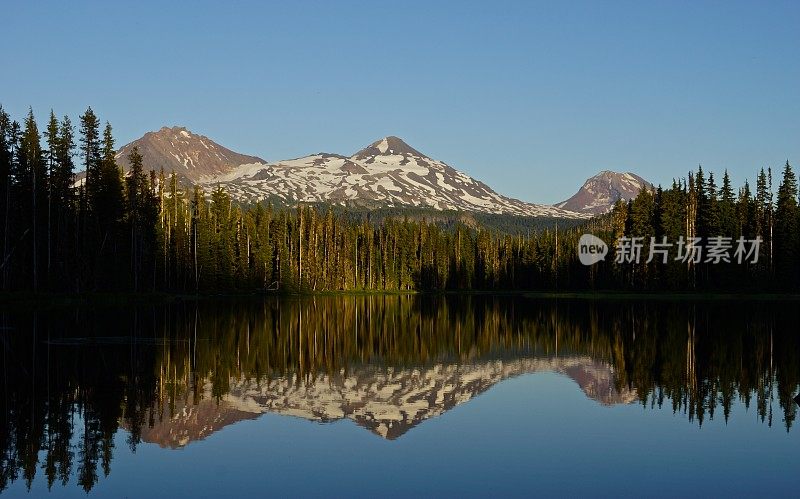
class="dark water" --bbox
[0,296,798,497]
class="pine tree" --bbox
[737,180,755,238]
[629,188,655,286]
[45,111,59,280]
[77,107,103,289]
[695,166,707,237]
[20,108,47,290]
[54,116,76,288]
[659,180,687,287]
[0,107,12,290]
[754,167,773,276]
[774,161,798,288]
[705,171,720,236]
[54,116,76,208]
[126,146,148,290]
[99,122,124,229]
[3,120,20,289]
[719,170,737,237]
[80,108,101,212]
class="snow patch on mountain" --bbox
[377,138,389,154]
[132,355,637,448]
[202,137,588,219]
[112,129,590,219]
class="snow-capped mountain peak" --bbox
[352,136,426,160]
[114,128,589,219]
[207,135,589,218]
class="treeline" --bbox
[606,163,800,290]
[0,104,593,293]
[0,105,158,292]
[309,205,581,235]
[2,104,798,293]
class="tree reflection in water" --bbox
[0,296,798,492]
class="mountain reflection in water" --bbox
[0,295,798,494]
[136,356,635,447]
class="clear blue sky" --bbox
[2,0,798,203]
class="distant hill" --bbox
[115,126,266,183]
[555,170,652,214]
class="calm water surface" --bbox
[0,296,798,497]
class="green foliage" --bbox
[775,161,799,287]
[610,163,799,291]
[0,104,798,293]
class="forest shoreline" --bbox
[2,289,800,310]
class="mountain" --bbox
[132,355,636,448]
[203,135,588,218]
[555,170,652,215]
[115,126,266,183]
[352,135,426,160]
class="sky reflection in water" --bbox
[1,296,798,497]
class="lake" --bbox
[0,296,798,497]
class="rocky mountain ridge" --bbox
[115,126,265,183]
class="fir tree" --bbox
[19,108,47,290]
[719,169,737,237]
[774,161,798,288]
[79,107,101,211]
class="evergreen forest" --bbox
[2,105,799,294]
